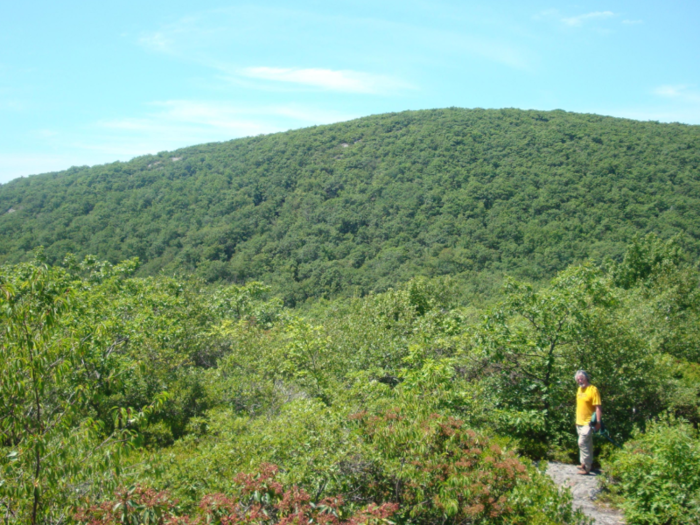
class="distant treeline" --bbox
[1,108,699,304]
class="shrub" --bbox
[604,416,700,525]
[74,464,397,525]
[351,409,587,525]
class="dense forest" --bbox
[1,108,699,304]
[2,109,700,524]
[2,235,700,524]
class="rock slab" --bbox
[546,462,624,525]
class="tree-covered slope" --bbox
[1,108,699,304]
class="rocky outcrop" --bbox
[546,462,624,525]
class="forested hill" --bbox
[1,108,699,304]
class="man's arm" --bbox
[594,405,602,431]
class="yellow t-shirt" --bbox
[576,385,602,426]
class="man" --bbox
[575,370,602,474]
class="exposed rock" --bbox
[546,462,624,525]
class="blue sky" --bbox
[1,1,699,183]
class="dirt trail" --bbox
[546,462,624,525]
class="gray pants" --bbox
[577,425,594,471]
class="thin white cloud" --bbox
[654,85,687,97]
[589,86,700,125]
[0,153,93,184]
[138,15,207,55]
[653,85,700,103]
[532,9,559,21]
[534,9,627,29]
[33,129,58,138]
[137,6,531,82]
[90,100,356,159]
[453,36,531,70]
[101,100,356,132]
[240,67,410,94]
[561,11,616,27]
[139,17,414,94]
[127,101,276,135]
[599,108,700,125]
[0,99,25,111]
[262,104,357,124]
[139,32,175,54]
[1,100,356,182]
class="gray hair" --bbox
[575,370,590,381]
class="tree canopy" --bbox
[2,107,700,524]
[1,108,699,305]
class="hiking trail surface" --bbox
[546,462,625,525]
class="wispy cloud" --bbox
[561,11,616,27]
[101,100,355,133]
[101,101,277,137]
[653,84,700,103]
[139,16,413,95]
[87,100,356,159]
[654,85,687,97]
[138,15,210,55]
[137,5,532,84]
[0,99,25,111]
[32,129,58,138]
[472,40,530,70]
[2,100,356,183]
[592,85,700,125]
[599,107,700,125]
[139,31,175,54]
[240,67,411,94]
[532,9,559,21]
[0,153,91,184]
[534,9,632,30]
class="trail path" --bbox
[546,462,624,525]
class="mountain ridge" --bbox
[2,107,699,304]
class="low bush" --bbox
[74,464,398,525]
[350,409,588,525]
[604,416,700,525]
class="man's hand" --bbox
[594,422,601,432]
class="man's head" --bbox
[575,370,590,387]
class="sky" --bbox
[1,0,699,184]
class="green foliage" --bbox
[0,258,162,524]
[610,234,685,289]
[208,281,282,327]
[605,416,700,525]
[130,399,355,511]
[615,235,700,363]
[348,408,587,525]
[2,109,700,304]
[316,277,462,383]
[472,264,660,452]
[2,234,700,523]
[135,401,585,524]
[0,257,280,522]
[661,359,700,426]
[0,259,82,524]
[75,464,399,525]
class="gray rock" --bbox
[546,462,625,525]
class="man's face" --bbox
[576,374,588,387]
